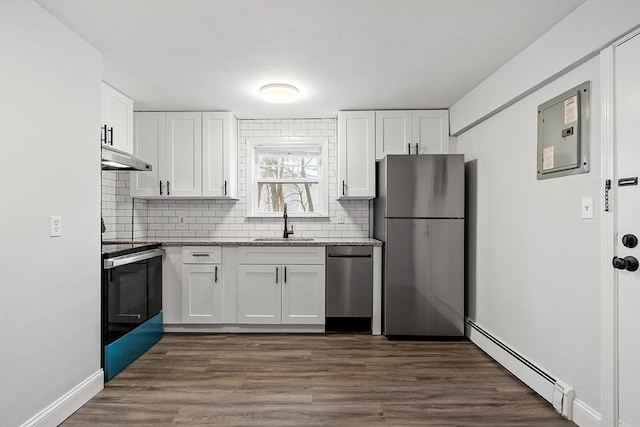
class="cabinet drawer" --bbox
[238,246,325,265]
[182,246,221,264]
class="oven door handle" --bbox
[104,248,164,269]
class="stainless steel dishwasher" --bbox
[326,246,373,325]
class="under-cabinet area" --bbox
[160,241,382,334]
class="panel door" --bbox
[165,112,202,197]
[202,112,237,198]
[413,110,449,154]
[237,264,280,324]
[103,83,134,154]
[337,111,375,199]
[182,264,223,323]
[281,265,325,325]
[615,31,640,427]
[375,111,412,159]
[384,219,464,336]
[130,112,164,197]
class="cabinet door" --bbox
[375,111,412,159]
[202,112,238,198]
[165,112,202,197]
[282,265,325,325]
[131,112,164,197]
[182,264,223,323]
[162,246,182,324]
[102,83,134,154]
[237,265,280,324]
[413,110,449,154]
[337,111,375,199]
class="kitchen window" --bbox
[247,140,328,216]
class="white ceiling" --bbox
[37,0,584,119]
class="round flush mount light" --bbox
[260,83,299,103]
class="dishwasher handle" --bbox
[327,254,372,258]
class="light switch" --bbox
[581,197,593,219]
[50,215,62,237]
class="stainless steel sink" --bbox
[253,238,315,242]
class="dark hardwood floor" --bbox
[63,334,574,426]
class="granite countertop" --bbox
[102,237,382,247]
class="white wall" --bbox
[0,1,102,426]
[460,57,602,413]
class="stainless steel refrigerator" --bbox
[374,154,464,336]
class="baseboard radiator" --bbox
[466,320,575,420]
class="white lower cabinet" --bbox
[237,246,326,326]
[181,246,223,323]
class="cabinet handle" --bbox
[108,127,114,145]
[167,181,170,196]
[159,180,163,195]
[214,265,218,283]
[101,125,107,144]
[407,143,411,155]
[192,253,210,257]
[342,181,346,196]
[275,267,279,284]
[224,180,227,196]
[415,143,419,154]
[284,266,287,283]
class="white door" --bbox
[413,110,449,154]
[615,31,640,427]
[165,112,202,197]
[375,111,412,159]
[182,264,223,323]
[281,265,325,325]
[131,112,164,197]
[237,264,280,324]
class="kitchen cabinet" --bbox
[337,111,376,199]
[237,247,325,325]
[375,110,449,160]
[131,112,237,199]
[162,246,183,324]
[101,83,134,154]
[181,246,223,323]
[202,112,238,198]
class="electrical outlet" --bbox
[179,216,186,225]
[339,214,344,224]
[50,215,62,237]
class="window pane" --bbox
[257,154,320,180]
[256,182,319,213]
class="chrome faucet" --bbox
[283,203,294,238]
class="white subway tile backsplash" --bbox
[101,118,370,239]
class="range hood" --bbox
[101,146,152,171]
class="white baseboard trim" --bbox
[467,320,600,426]
[21,369,103,427]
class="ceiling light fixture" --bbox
[260,83,299,103]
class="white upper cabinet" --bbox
[131,111,237,198]
[101,83,134,154]
[165,112,202,198]
[337,111,376,200]
[375,110,449,159]
[131,112,164,197]
[202,112,238,199]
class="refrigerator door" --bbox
[384,218,464,336]
[385,155,464,219]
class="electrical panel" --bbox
[537,81,590,180]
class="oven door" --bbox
[106,260,148,343]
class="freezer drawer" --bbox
[384,218,464,336]
[326,246,373,317]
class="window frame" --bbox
[246,138,329,217]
